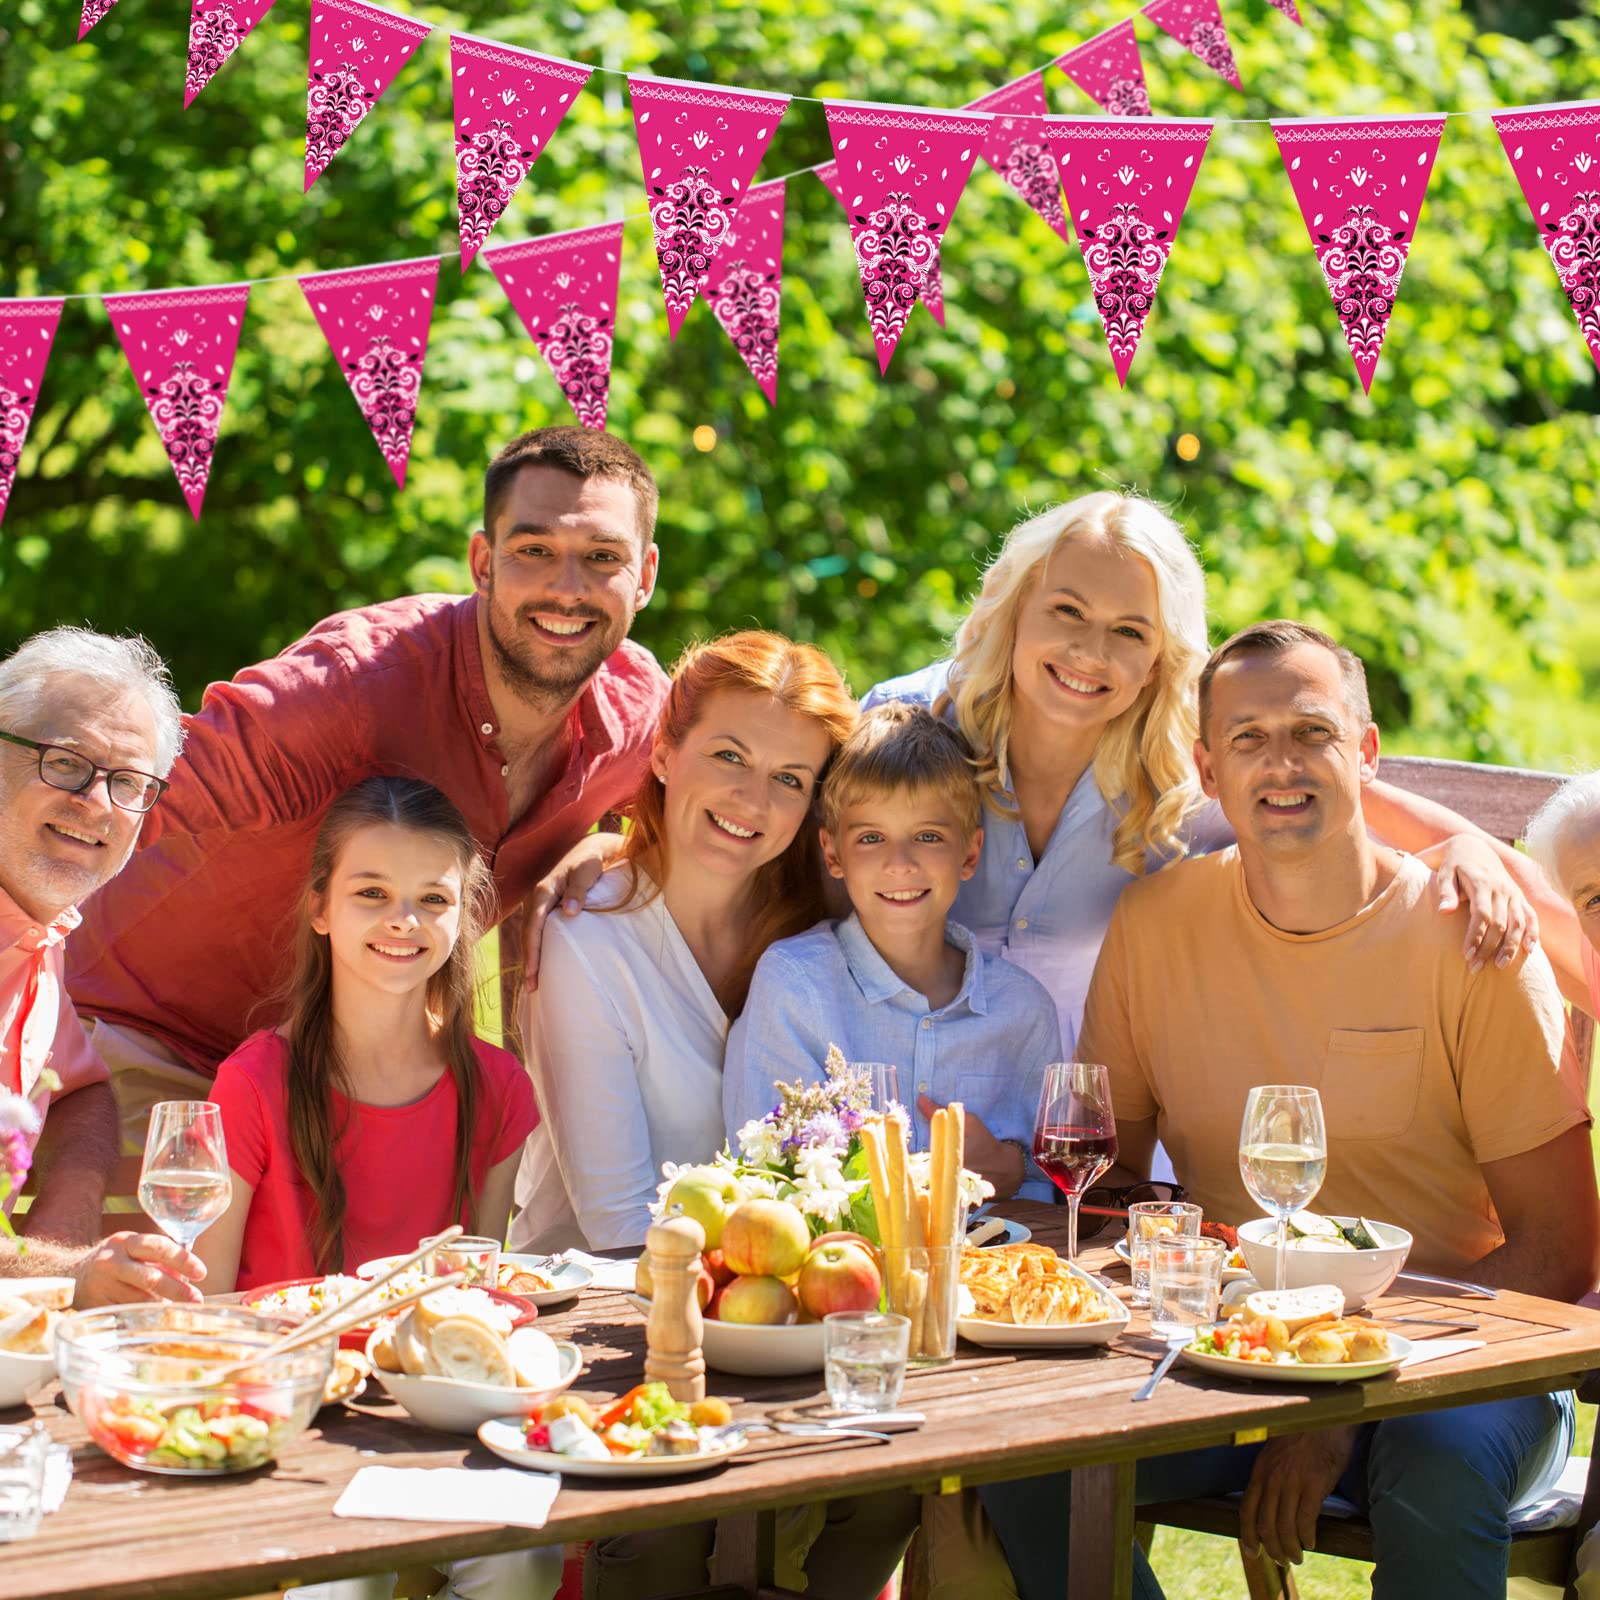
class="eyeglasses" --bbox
[1075,1180,1190,1240]
[0,730,168,814]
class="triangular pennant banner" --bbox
[1266,0,1304,26]
[706,181,786,404]
[1273,115,1445,393]
[629,77,790,338]
[1493,101,1600,375]
[1045,117,1212,384]
[1055,23,1152,118]
[485,223,624,430]
[103,284,249,521]
[971,75,1072,245]
[184,0,279,106]
[819,155,949,331]
[300,257,438,485]
[0,300,65,531]
[304,0,432,192]
[78,0,122,40]
[1142,0,1241,91]
[823,101,987,373]
[450,36,592,271]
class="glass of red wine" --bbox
[1031,1062,1118,1265]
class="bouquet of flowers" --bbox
[0,1077,50,1246]
[654,1047,992,1243]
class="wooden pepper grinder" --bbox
[644,1214,707,1404]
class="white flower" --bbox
[0,1091,42,1141]
[736,1118,784,1167]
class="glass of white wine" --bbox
[137,1101,231,1252]
[1238,1085,1327,1291]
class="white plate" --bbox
[957,1263,1129,1348]
[965,1216,1032,1247]
[1112,1238,1251,1283]
[478,1416,746,1478]
[626,1294,824,1377]
[499,1255,596,1307]
[1178,1331,1413,1384]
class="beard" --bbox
[482,581,630,711]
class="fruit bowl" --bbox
[1235,1217,1412,1310]
[627,1294,825,1378]
[55,1303,335,1474]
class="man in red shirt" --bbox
[69,426,669,1140]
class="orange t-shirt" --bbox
[1079,849,1590,1276]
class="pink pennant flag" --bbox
[970,75,1071,244]
[451,36,592,272]
[705,181,786,404]
[0,300,64,531]
[1045,117,1212,384]
[300,257,438,486]
[1493,101,1600,375]
[1273,115,1445,393]
[1055,23,1152,118]
[820,155,948,332]
[484,223,624,431]
[1266,0,1304,25]
[629,77,789,338]
[304,0,433,192]
[78,0,122,40]
[103,285,249,521]
[823,101,987,373]
[1142,0,1241,91]
[184,0,278,106]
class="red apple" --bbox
[721,1199,811,1280]
[797,1241,883,1319]
[695,1265,716,1310]
[705,1282,729,1321]
[810,1231,885,1274]
[703,1247,736,1289]
[716,1274,800,1326]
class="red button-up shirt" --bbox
[67,594,668,1072]
[1,888,107,1108]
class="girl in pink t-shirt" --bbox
[199,776,537,1294]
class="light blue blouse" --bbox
[863,660,1229,1052]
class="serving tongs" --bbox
[212,1226,469,1381]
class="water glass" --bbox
[823,1311,910,1412]
[423,1235,501,1287]
[0,1425,49,1542]
[1127,1201,1202,1307]
[883,1243,960,1365]
[1148,1236,1228,1342]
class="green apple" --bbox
[665,1168,738,1250]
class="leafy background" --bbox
[3,4,1599,1590]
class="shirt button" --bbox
[480,722,494,736]
[1015,917,1029,931]
[918,1082,930,1095]
[921,1017,932,1030]
[1016,858,1028,870]
[500,764,509,777]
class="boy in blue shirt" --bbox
[723,701,1062,1200]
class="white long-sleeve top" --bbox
[509,866,730,1253]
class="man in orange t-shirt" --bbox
[982,621,1598,1600]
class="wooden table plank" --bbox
[8,1202,1599,1600]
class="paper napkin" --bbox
[560,1250,640,1292]
[1398,1338,1485,1368]
[333,1466,560,1529]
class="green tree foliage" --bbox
[1,0,1597,760]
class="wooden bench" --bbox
[1140,752,1599,1600]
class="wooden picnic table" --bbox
[8,1199,1600,1600]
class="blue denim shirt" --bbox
[863,660,1229,1052]
[722,914,1063,1201]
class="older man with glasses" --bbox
[0,627,205,1306]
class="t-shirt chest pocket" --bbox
[1318,1028,1426,1142]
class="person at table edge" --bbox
[0,628,205,1304]
[65,426,669,1141]
[982,619,1599,1600]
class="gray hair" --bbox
[1525,769,1600,893]
[0,627,185,776]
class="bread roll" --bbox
[394,1309,432,1376]
[0,1299,51,1354]
[429,1317,515,1386]
[413,1287,512,1339]
[370,1323,403,1374]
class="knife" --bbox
[1393,1270,1498,1300]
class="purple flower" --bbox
[796,1110,849,1152]
[1,1129,31,1193]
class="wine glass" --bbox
[1031,1062,1117,1264]
[1238,1085,1327,1291]
[137,1101,231,1251]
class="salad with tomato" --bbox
[84,1390,288,1472]
[523,1384,735,1460]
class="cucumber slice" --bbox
[1286,1211,1343,1243]
[1342,1218,1383,1251]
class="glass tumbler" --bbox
[823,1311,911,1412]
[423,1234,502,1287]
[1127,1201,1202,1307]
[0,1425,49,1542]
[1148,1236,1228,1343]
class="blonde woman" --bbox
[867,490,1539,1053]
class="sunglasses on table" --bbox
[1072,1180,1190,1240]
[0,729,168,813]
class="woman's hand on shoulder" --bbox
[1424,834,1540,972]
[524,832,623,989]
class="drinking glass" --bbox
[859,1063,902,1118]
[423,1235,502,1287]
[883,1244,960,1365]
[1148,1236,1228,1342]
[137,1101,230,1250]
[823,1311,910,1411]
[0,1425,48,1542]
[1127,1201,1202,1307]
[1238,1085,1328,1291]
[1031,1062,1117,1264]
